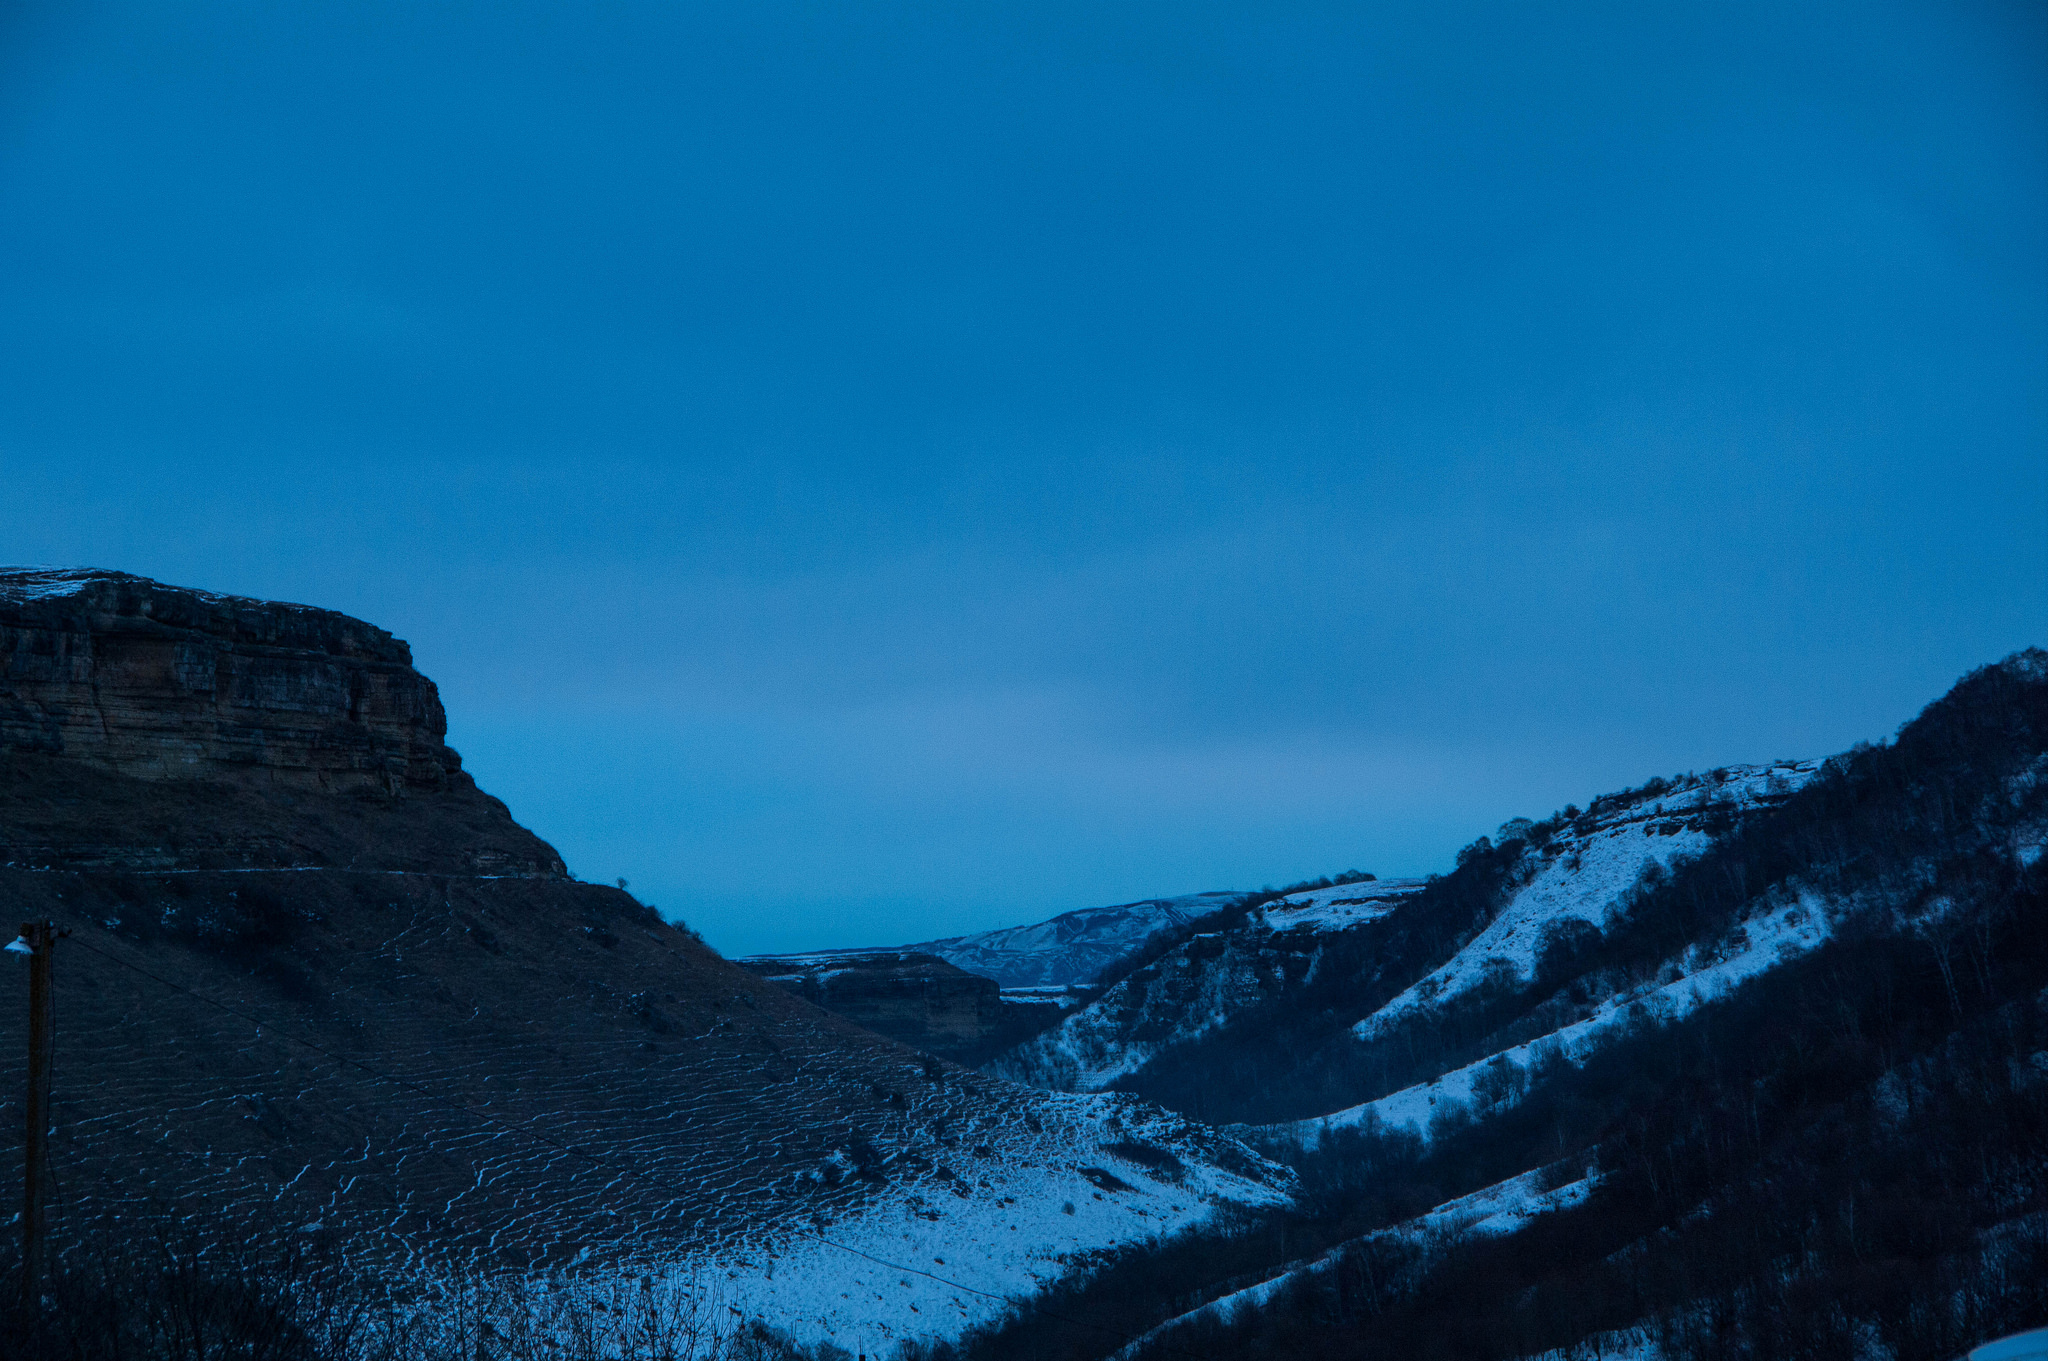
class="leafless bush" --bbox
[380,1271,733,1361]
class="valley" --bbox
[3,568,2042,1360]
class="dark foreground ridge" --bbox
[0,567,952,1271]
[0,569,1288,1334]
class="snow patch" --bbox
[1292,893,1832,1146]
[1115,1167,1597,1357]
[1261,878,1426,933]
[667,1092,1294,1351]
[1353,762,1819,1042]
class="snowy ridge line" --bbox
[1112,1167,1600,1358]
[989,884,1425,1096]
[1352,760,1820,1043]
[62,929,1261,1356]
[1277,893,1834,1148]
[903,891,1246,989]
[738,890,1243,978]
[1259,877,1427,933]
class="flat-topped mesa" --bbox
[0,568,565,875]
[0,567,462,795]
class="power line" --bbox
[59,932,1212,1359]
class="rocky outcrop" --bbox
[736,950,1004,1059]
[1,567,462,794]
[0,568,565,875]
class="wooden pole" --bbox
[20,920,52,1308]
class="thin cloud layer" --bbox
[2,1,2042,953]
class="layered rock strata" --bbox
[1,567,463,794]
[0,568,563,876]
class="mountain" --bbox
[959,654,2048,1360]
[10,568,2040,1359]
[1017,760,1823,1125]
[731,949,1055,1064]
[989,760,1827,1111]
[734,893,1249,1065]
[900,891,1245,990]
[0,569,1292,1356]
[986,877,1429,1100]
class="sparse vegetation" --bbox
[1088,871,1376,996]
[917,651,2048,1360]
[0,1225,846,1361]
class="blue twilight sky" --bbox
[1,2,2043,956]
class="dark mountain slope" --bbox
[941,650,2048,1361]
[0,570,1291,1352]
[1007,762,1815,1125]
[735,949,1031,1063]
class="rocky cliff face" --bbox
[0,568,563,876]
[1,568,462,794]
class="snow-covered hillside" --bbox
[1281,890,1833,1147]
[1116,1165,1599,1357]
[1351,761,1819,1042]
[1263,876,1428,933]
[901,653,2048,1360]
[988,879,1427,1094]
[988,763,1821,1115]
[699,1091,1293,1351]
[904,890,1244,988]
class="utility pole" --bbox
[13,921,55,1309]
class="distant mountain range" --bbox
[898,890,1247,989]
[733,891,1248,1066]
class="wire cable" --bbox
[59,932,1215,1358]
